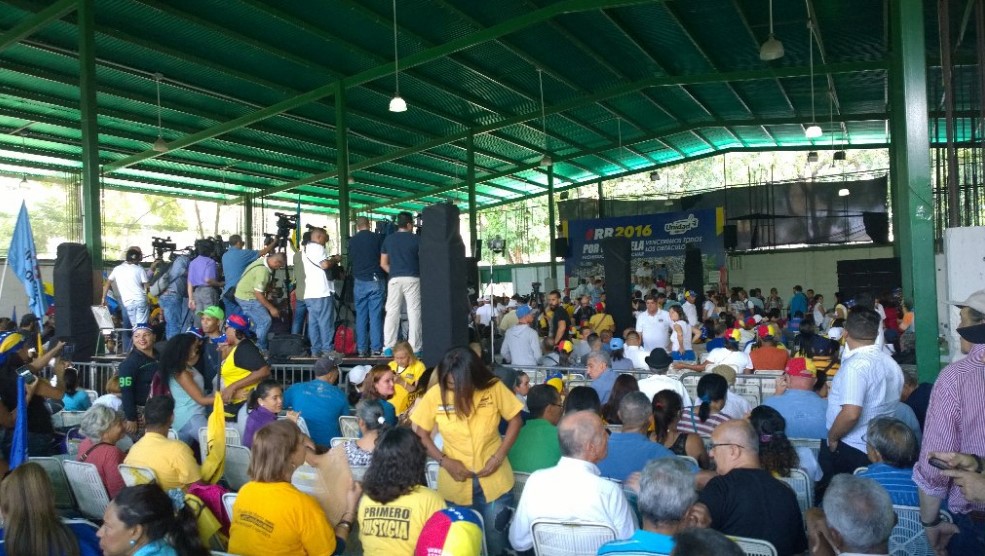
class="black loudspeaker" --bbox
[268,334,306,362]
[464,257,480,303]
[420,204,469,368]
[601,237,632,335]
[723,224,738,250]
[683,246,704,295]
[54,243,99,362]
[553,237,569,258]
[862,212,890,244]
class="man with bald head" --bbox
[509,410,636,554]
[698,420,806,555]
[348,216,385,357]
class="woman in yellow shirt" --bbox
[411,347,523,556]
[388,341,425,416]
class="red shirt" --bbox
[77,437,127,498]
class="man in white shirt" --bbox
[636,294,672,353]
[509,410,636,552]
[303,227,340,358]
[102,246,150,327]
[474,297,495,328]
[682,290,699,328]
[501,305,541,367]
[623,331,649,370]
[821,308,903,491]
[637,348,693,407]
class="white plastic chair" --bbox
[778,468,813,515]
[789,437,821,460]
[605,424,623,434]
[52,411,87,429]
[339,415,360,438]
[31,456,77,512]
[222,492,238,523]
[167,428,179,440]
[674,455,700,471]
[729,535,778,556]
[199,425,241,461]
[889,505,952,556]
[512,471,531,505]
[118,464,158,486]
[426,460,441,490]
[223,445,251,491]
[469,508,489,556]
[85,389,98,404]
[330,436,358,449]
[853,466,869,475]
[531,519,617,556]
[62,460,110,521]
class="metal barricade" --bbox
[72,361,121,396]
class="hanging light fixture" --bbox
[759,0,785,61]
[649,171,660,181]
[537,68,552,167]
[388,0,407,113]
[833,121,847,161]
[804,19,822,139]
[152,73,169,152]
[833,150,846,161]
[807,151,819,163]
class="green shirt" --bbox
[508,418,561,473]
[234,257,271,301]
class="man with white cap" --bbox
[501,305,540,367]
[282,353,348,448]
[915,289,985,555]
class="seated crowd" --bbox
[0,279,983,556]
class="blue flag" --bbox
[8,202,46,320]
[9,374,27,469]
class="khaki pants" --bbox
[384,276,422,352]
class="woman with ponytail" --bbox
[242,379,297,449]
[97,483,208,556]
[650,390,709,468]
[676,373,731,437]
[749,405,821,481]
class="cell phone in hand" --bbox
[929,457,951,470]
[16,366,37,385]
[61,343,76,362]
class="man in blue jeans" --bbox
[221,233,275,316]
[302,227,341,358]
[348,217,384,357]
[232,252,286,353]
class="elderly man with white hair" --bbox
[586,350,618,404]
[805,474,896,556]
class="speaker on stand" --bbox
[53,243,99,362]
[420,204,469,368]
[601,237,632,335]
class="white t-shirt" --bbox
[703,348,753,374]
[637,374,693,407]
[825,345,903,452]
[682,301,698,327]
[475,303,495,326]
[670,321,693,354]
[636,309,671,353]
[702,299,717,320]
[108,263,148,304]
[302,242,333,299]
[93,393,123,411]
[624,345,649,370]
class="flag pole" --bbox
[0,258,8,305]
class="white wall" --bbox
[726,245,897,304]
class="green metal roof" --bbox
[0,0,978,215]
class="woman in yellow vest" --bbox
[411,347,522,556]
[387,341,424,416]
[219,314,271,421]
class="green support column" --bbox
[889,0,937,380]
[597,179,604,218]
[336,86,350,257]
[467,133,477,257]
[243,194,253,249]
[548,166,557,282]
[78,0,102,271]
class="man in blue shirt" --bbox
[220,234,274,315]
[764,357,828,439]
[598,392,675,481]
[381,212,421,356]
[586,350,618,404]
[348,217,385,357]
[282,353,348,448]
[598,458,703,555]
[857,417,921,506]
[788,285,809,320]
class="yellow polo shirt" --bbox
[388,359,425,415]
[410,381,523,505]
[588,313,615,334]
[123,432,201,490]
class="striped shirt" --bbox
[677,408,731,437]
[858,463,920,506]
[914,343,985,515]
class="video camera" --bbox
[272,212,298,249]
[151,236,176,260]
[194,235,226,261]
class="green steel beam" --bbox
[889,0,937,381]
[337,88,351,256]
[256,61,886,200]
[548,167,557,281]
[467,133,477,256]
[244,194,254,249]
[0,0,76,53]
[78,0,101,270]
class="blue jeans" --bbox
[158,293,191,339]
[238,298,272,350]
[470,477,514,556]
[949,511,985,555]
[305,296,336,355]
[291,298,308,336]
[354,278,384,353]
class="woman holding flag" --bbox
[0,331,67,458]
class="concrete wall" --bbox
[726,245,897,304]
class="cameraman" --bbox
[221,233,274,315]
[187,242,223,327]
[153,248,192,339]
[302,227,340,358]
[102,246,150,329]
[232,252,287,354]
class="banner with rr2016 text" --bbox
[564,207,727,288]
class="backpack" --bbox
[149,372,171,399]
[149,262,174,297]
[333,325,356,355]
